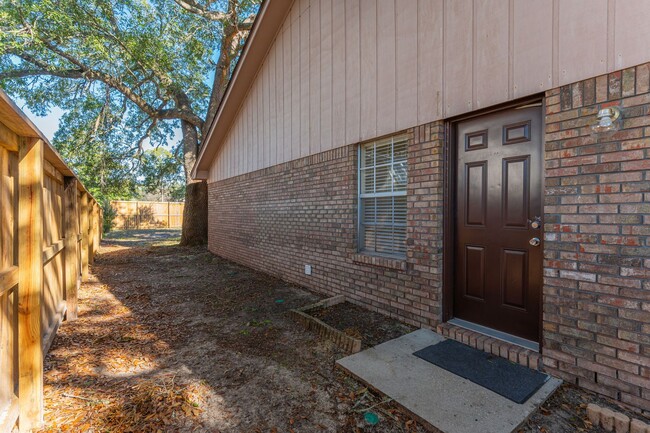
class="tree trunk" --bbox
[179,119,208,245]
[181,180,208,245]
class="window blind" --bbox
[358,134,408,257]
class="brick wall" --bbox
[207,122,445,328]
[543,62,650,412]
[207,63,650,412]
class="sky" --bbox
[20,103,63,141]
[18,99,180,149]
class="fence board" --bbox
[18,137,44,432]
[0,90,100,432]
[80,194,89,282]
[0,145,17,433]
[110,200,184,230]
[64,179,79,320]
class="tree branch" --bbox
[238,15,255,31]
[134,119,158,153]
[1,67,204,128]
[172,0,228,21]
[0,68,84,80]
[10,18,203,128]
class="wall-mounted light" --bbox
[591,106,621,134]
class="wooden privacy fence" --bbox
[110,200,184,230]
[0,90,101,432]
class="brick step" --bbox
[436,322,541,371]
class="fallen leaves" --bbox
[34,232,432,433]
[99,376,205,432]
[35,254,206,432]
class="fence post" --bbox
[80,193,89,281]
[92,203,100,256]
[17,137,44,432]
[96,204,100,248]
[88,203,95,264]
[63,178,78,321]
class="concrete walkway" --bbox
[337,329,562,433]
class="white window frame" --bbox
[357,134,408,258]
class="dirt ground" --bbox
[39,230,428,433]
[520,382,649,433]
[38,229,649,433]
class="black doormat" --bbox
[413,339,548,404]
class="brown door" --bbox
[454,104,543,342]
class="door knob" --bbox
[529,237,541,247]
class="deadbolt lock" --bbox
[529,216,542,229]
[529,237,541,247]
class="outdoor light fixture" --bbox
[591,106,621,134]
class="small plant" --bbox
[246,319,272,327]
[101,200,117,234]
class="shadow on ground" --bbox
[38,230,425,433]
[38,230,636,433]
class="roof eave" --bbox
[191,0,293,180]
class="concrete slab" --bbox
[336,329,562,433]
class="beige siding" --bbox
[208,0,650,182]
[513,0,553,98]
[558,0,608,86]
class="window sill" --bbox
[352,253,407,271]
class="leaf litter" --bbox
[36,229,428,432]
[37,229,634,433]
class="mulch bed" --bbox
[309,301,416,349]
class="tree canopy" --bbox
[0,0,259,243]
[138,147,185,202]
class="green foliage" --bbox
[0,0,260,208]
[52,91,140,204]
[0,0,217,118]
[101,199,117,233]
[137,147,185,202]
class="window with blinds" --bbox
[358,134,408,257]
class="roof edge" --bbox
[191,0,293,180]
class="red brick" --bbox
[579,204,619,214]
[561,155,598,167]
[621,138,650,150]
[547,166,579,177]
[601,150,645,163]
[543,64,650,413]
[596,74,609,102]
[621,393,650,412]
[630,419,649,433]
[618,351,650,368]
[622,159,650,171]
[637,63,650,94]
[580,379,619,399]
[595,354,640,374]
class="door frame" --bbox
[441,95,546,345]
